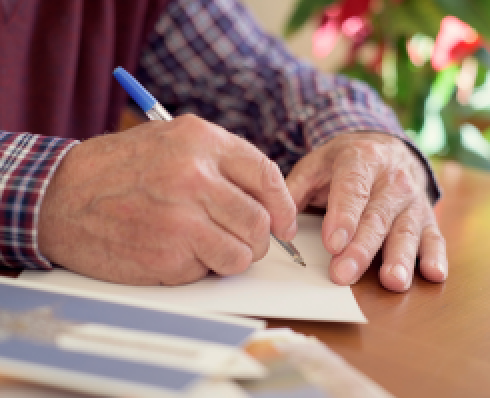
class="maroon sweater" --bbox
[0,0,168,140]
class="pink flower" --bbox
[313,0,371,58]
[431,16,482,71]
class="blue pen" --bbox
[113,67,305,266]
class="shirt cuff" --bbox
[0,132,78,269]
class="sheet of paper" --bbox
[21,214,366,323]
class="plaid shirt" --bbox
[0,0,439,270]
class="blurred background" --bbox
[242,0,490,171]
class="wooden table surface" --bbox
[1,160,489,397]
[269,161,490,398]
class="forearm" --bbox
[0,131,78,269]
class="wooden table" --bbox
[1,161,489,397]
[269,161,490,398]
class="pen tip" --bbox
[294,256,306,267]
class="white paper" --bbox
[21,214,366,323]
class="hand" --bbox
[38,115,297,285]
[286,133,447,292]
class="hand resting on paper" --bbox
[286,133,448,292]
[37,115,297,285]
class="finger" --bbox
[323,144,382,255]
[417,222,448,283]
[328,168,416,286]
[112,198,256,278]
[286,156,325,213]
[159,258,209,286]
[378,203,425,292]
[191,215,254,276]
[200,174,271,262]
[220,135,297,241]
[125,253,209,286]
[66,205,210,286]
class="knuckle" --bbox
[192,218,254,276]
[181,158,213,190]
[172,114,199,137]
[259,156,283,193]
[424,227,446,248]
[162,261,208,286]
[348,241,373,269]
[178,114,224,142]
[252,238,270,262]
[220,245,253,275]
[363,211,390,247]
[248,206,271,243]
[158,238,194,272]
[363,210,390,240]
[335,146,358,164]
[392,204,425,241]
[394,220,419,241]
[334,147,361,170]
[333,150,372,200]
[158,262,186,285]
[391,167,415,196]
[393,209,420,241]
[334,207,359,231]
[160,269,188,286]
[357,140,384,163]
[338,170,371,200]
[139,247,183,279]
[178,113,201,127]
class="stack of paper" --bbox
[0,278,262,397]
[0,277,387,397]
[21,214,366,323]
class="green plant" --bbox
[284,0,490,169]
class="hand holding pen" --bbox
[113,67,305,267]
[37,66,304,286]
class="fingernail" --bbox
[334,258,358,284]
[389,264,408,286]
[284,220,297,240]
[329,228,348,252]
[433,262,447,279]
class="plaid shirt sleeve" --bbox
[136,0,440,202]
[0,132,78,269]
